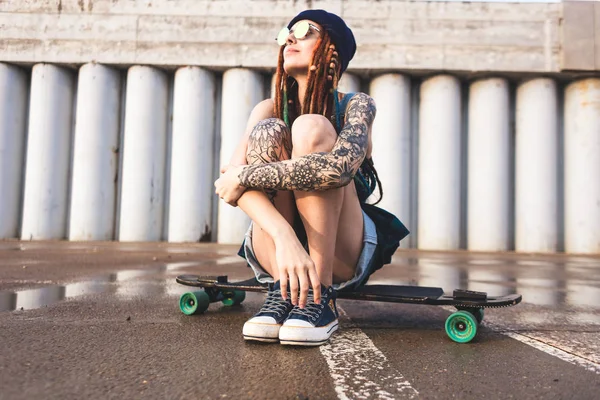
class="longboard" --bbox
[176,274,522,343]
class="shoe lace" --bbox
[258,290,290,317]
[288,295,324,322]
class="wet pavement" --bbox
[0,241,599,399]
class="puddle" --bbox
[466,259,506,266]
[1,253,599,313]
[0,260,229,312]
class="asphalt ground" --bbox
[0,241,599,399]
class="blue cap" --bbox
[287,9,356,74]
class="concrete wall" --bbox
[562,1,600,70]
[1,0,565,73]
[1,1,599,254]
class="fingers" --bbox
[288,270,299,306]
[214,181,238,207]
[298,272,309,309]
[279,272,288,301]
[308,268,322,304]
[292,265,317,308]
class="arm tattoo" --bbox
[245,118,292,202]
[238,93,376,191]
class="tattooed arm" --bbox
[238,93,376,191]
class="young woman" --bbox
[214,9,408,346]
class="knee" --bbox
[247,118,291,163]
[248,118,288,141]
[291,114,337,156]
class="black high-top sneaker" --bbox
[242,281,293,342]
[279,285,339,346]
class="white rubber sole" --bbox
[242,321,281,342]
[279,320,339,346]
[243,335,279,343]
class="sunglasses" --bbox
[276,21,321,46]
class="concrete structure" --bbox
[515,78,558,253]
[69,63,121,241]
[564,78,600,254]
[369,74,412,248]
[0,1,599,254]
[418,75,462,250]
[0,0,568,73]
[338,73,361,94]
[0,64,28,239]
[217,69,264,244]
[118,66,169,242]
[467,78,511,252]
[168,67,217,243]
[21,64,75,240]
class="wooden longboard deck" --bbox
[176,275,522,309]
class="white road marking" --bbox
[502,331,600,374]
[320,306,419,399]
[442,306,600,375]
[486,321,600,375]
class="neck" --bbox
[292,74,309,106]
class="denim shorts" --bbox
[242,210,379,292]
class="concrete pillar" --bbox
[418,75,462,250]
[168,67,217,242]
[217,69,264,244]
[369,74,412,247]
[338,73,360,93]
[0,63,28,239]
[467,78,510,251]
[564,78,600,254]
[119,66,169,242]
[21,64,75,240]
[515,79,558,253]
[69,64,121,241]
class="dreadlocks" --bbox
[274,33,338,126]
[273,31,384,205]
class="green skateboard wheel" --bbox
[472,308,484,324]
[221,290,246,306]
[445,310,478,343]
[457,307,484,324]
[179,291,210,315]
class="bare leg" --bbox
[291,115,364,287]
[245,118,296,282]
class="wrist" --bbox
[271,223,296,244]
[237,165,249,188]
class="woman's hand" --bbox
[273,230,322,307]
[214,165,247,206]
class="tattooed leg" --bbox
[291,115,364,287]
[245,118,296,281]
